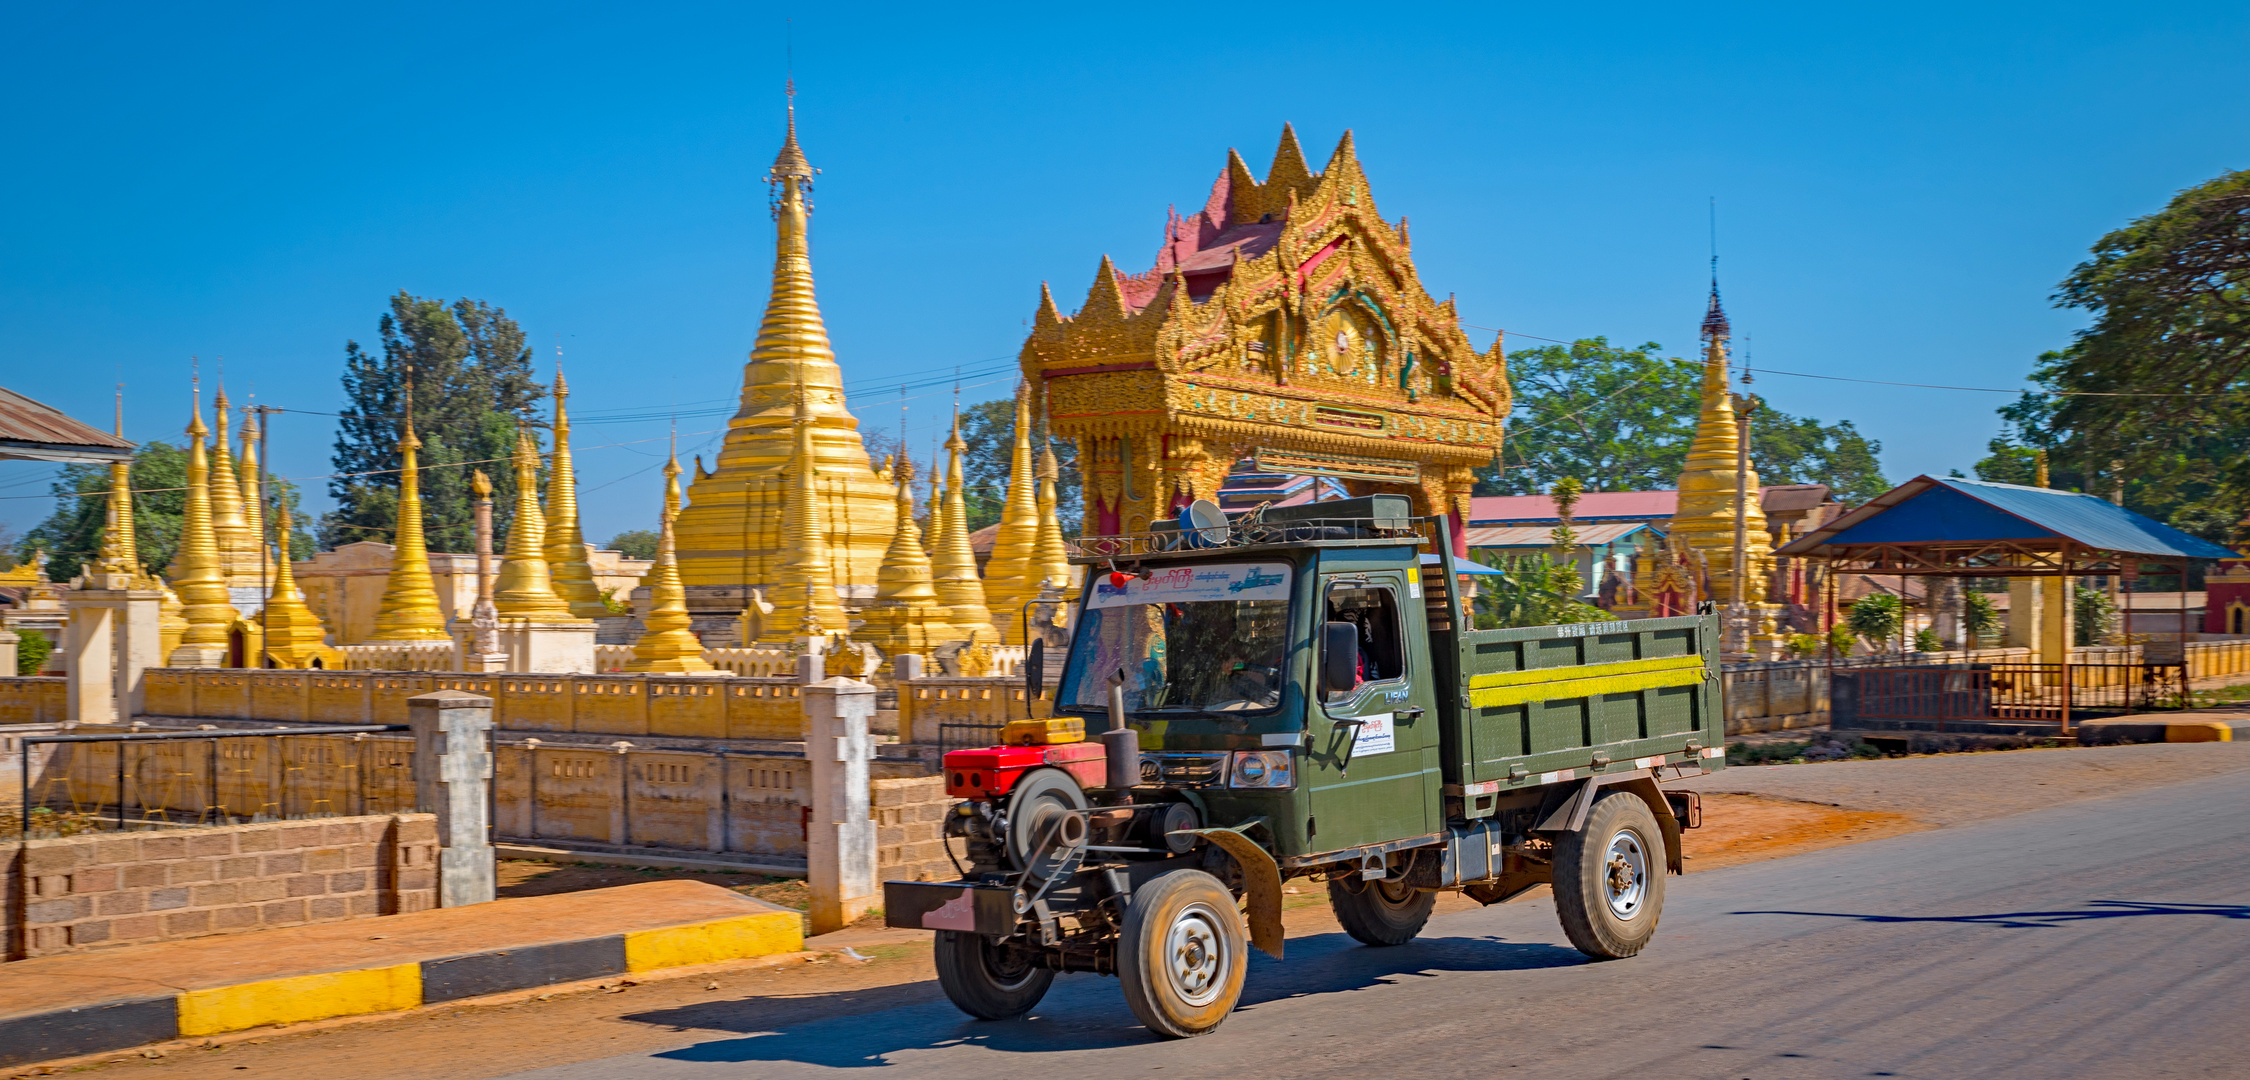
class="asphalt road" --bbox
[505,769,2250,1080]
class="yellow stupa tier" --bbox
[929,419,994,642]
[1031,423,1077,600]
[205,389,258,583]
[237,409,270,588]
[626,446,716,672]
[258,503,343,669]
[856,451,962,652]
[1665,286,1774,606]
[544,370,610,618]
[494,430,585,621]
[366,419,451,641]
[88,399,139,584]
[759,372,852,641]
[167,392,238,652]
[672,101,896,596]
[980,386,1044,641]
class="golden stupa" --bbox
[237,408,271,590]
[856,451,961,652]
[365,412,450,641]
[257,502,343,669]
[544,369,609,618]
[166,386,239,663]
[759,370,852,641]
[672,90,895,601]
[1665,283,1775,609]
[979,386,1044,641]
[625,441,717,673]
[928,417,994,641]
[494,430,583,621]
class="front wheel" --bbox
[1552,790,1666,959]
[933,930,1054,1020]
[1328,875,1436,946]
[1118,869,1248,1038]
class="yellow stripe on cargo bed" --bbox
[1467,653,1706,709]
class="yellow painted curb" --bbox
[176,963,421,1037]
[2166,722,2233,743]
[624,911,804,973]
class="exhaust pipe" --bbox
[1103,674,1138,794]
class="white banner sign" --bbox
[1350,711,1396,756]
[1087,562,1293,609]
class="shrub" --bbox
[1847,593,1905,650]
[16,629,52,675]
[1914,627,1943,652]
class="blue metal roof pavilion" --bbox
[1774,475,2234,576]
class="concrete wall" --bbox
[0,678,67,724]
[4,813,437,960]
[294,543,650,646]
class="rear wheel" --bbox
[1118,869,1247,1038]
[1328,875,1435,946]
[1552,790,1665,959]
[933,930,1054,1020]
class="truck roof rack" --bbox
[1067,495,1428,561]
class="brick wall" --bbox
[4,813,437,960]
[873,776,954,884]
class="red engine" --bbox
[943,741,1107,801]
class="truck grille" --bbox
[1139,753,1230,787]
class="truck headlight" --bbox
[1229,750,1294,789]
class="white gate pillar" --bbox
[803,676,876,935]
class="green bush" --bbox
[1914,626,1943,652]
[1847,593,1905,650]
[16,630,52,675]
[1826,623,1857,657]
[1963,590,2000,645]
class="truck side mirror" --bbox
[1322,621,1360,696]
[1026,638,1045,700]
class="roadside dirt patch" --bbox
[1681,792,1925,871]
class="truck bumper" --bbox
[882,881,1018,936]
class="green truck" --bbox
[884,495,1724,1037]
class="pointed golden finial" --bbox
[626,434,716,673]
[366,402,449,641]
[494,430,581,620]
[929,409,994,642]
[1666,278,1773,616]
[257,501,341,668]
[206,384,253,579]
[1031,394,1076,601]
[90,383,139,584]
[544,356,608,617]
[238,406,269,588]
[168,377,237,664]
[980,385,1044,641]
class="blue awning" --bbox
[1776,476,2236,561]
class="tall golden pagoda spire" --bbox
[1666,279,1772,608]
[979,385,1044,641]
[929,413,994,641]
[168,382,237,663]
[494,430,580,620]
[857,451,960,652]
[89,386,139,584]
[672,84,897,593]
[544,365,608,617]
[366,404,450,641]
[257,501,340,669]
[626,438,716,673]
[206,387,254,581]
[1031,412,1076,601]
[237,408,270,588]
[760,370,849,641]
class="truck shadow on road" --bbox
[627,931,1581,1067]
[1732,900,2250,929]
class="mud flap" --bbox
[1186,827,1285,960]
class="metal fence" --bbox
[16,725,412,838]
[1832,662,2186,732]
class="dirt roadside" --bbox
[20,741,2234,1080]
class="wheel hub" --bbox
[1165,904,1228,1006]
[1603,829,1647,919]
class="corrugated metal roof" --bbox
[0,386,135,463]
[1471,490,1676,523]
[1775,475,2236,561]
[1465,522,1653,548]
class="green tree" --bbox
[14,442,313,582]
[1983,169,2250,538]
[952,397,1081,536]
[1963,590,2000,645]
[324,293,546,552]
[2073,583,2118,646]
[1846,593,1904,651]
[16,630,52,675]
[1483,337,1889,502]
[607,530,659,561]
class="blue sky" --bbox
[4,2,2246,545]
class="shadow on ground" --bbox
[626,931,1582,1067]
[1732,900,2250,929]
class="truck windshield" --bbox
[1060,561,1294,716]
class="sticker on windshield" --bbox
[1351,712,1395,756]
[1088,563,1293,609]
